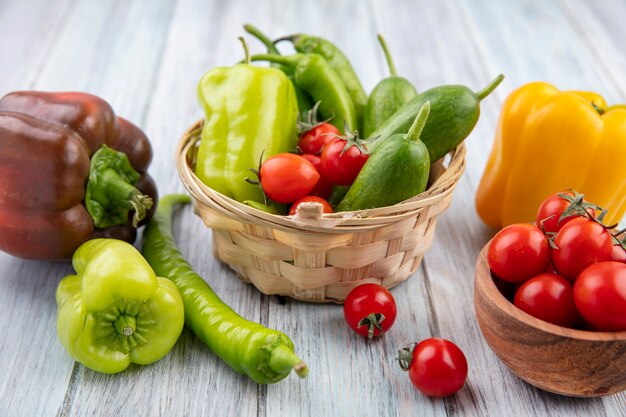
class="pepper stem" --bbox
[249,53,297,70]
[406,101,431,143]
[377,34,398,77]
[86,145,153,229]
[239,36,251,65]
[243,24,280,54]
[475,74,505,101]
[267,344,309,378]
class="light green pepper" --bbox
[195,38,299,204]
[55,239,184,374]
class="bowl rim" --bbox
[475,240,626,342]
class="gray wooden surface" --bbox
[0,0,624,416]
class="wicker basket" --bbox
[176,120,466,303]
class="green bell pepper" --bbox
[55,239,184,374]
[194,39,299,204]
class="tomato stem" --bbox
[397,343,416,371]
[358,313,385,340]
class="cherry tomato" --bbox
[552,217,614,280]
[536,191,594,234]
[288,196,333,216]
[609,243,626,263]
[298,122,340,155]
[398,338,468,397]
[300,153,333,198]
[513,273,579,327]
[320,137,369,186]
[259,153,319,204]
[487,224,551,283]
[343,283,397,339]
[574,262,626,331]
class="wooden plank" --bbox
[258,1,445,416]
[0,0,76,94]
[405,0,625,415]
[44,1,259,416]
[0,1,80,417]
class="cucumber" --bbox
[336,102,431,212]
[369,75,504,162]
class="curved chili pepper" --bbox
[249,53,357,132]
[0,91,157,260]
[277,34,367,131]
[142,194,308,384]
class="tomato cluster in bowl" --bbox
[487,191,626,331]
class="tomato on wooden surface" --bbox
[487,223,551,283]
[574,262,626,331]
[288,196,333,216]
[259,153,319,204]
[320,137,369,186]
[552,217,614,280]
[513,273,579,327]
[343,283,397,339]
[398,338,468,397]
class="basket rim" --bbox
[176,119,466,233]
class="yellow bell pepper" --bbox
[476,82,626,229]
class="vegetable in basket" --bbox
[0,91,157,260]
[249,52,357,132]
[276,32,367,131]
[475,82,626,229]
[336,101,431,211]
[195,38,299,205]
[369,74,504,162]
[56,239,184,374]
[243,23,314,114]
[362,34,418,137]
[142,194,308,384]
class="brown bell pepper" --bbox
[0,91,158,260]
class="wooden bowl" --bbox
[474,241,626,397]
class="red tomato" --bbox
[610,244,626,263]
[320,138,369,186]
[536,191,594,234]
[552,218,614,280]
[300,154,333,198]
[298,122,340,154]
[513,273,579,327]
[288,196,333,216]
[343,284,397,339]
[487,224,552,283]
[574,262,626,331]
[259,153,319,204]
[399,338,468,397]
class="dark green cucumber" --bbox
[369,74,504,162]
[336,102,431,212]
[362,34,418,137]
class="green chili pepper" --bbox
[362,34,418,137]
[85,145,153,228]
[56,239,184,374]
[277,34,367,131]
[195,38,299,204]
[243,24,314,115]
[141,194,309,384]
[249,53,357,132]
